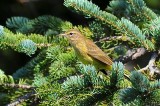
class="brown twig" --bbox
[36,43,53,48]
[1,83,35,89]
[94,36,129,43]
[138,52,160,77]
[6,91,36,106]
[115,48,147,63]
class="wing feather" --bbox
[86,39,113,65]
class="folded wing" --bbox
[86,39,113,65]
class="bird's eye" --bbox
[69,33,73,35]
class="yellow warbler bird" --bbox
[61,29,113,75]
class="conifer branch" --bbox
[1,83,35,89]
[13,50,47,79]
[126,0,157,21]
[0,0,160,105]
[143,17,160,36]
[6,91,36,106]
[64,0,120,31]
[36,43,53,47]
[94,36,129,43]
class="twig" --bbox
[115,48,146,63]
[138,52,160,76]
[94,36,129,43]
[6,91,36,106]
[1,83,35,89]
[36,43,53,47]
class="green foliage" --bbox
[0,0,160,105]
[12,50,47,79]
[0,27,49,56]
[106,0,128,17]
[0,25,4,37]
[120,71,160,104]
[62,76,86,91]
[130,71,150,92]
[126,0,157,21]
[0,69,14,84]
[144,17,160,36]
[6,15,73,35]
[117,18,155,50]
[110,62,124,87]
[0,69,29,105]
[18,39,37,56]
[64,0,118,30]
[6,17,29,32]
[59,62,130,105]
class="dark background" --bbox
[0,0,110,74]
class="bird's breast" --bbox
[73,42,93,64]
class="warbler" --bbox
[61,29,113,75]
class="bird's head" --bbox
[60,29,83,41]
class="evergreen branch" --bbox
[127,0,146,10]
[138,52,160,76]
[48,49,77,81]
[0,27,50,56]
[120,88,139,104]
[79,65,109,87]
[0,70,29,90]
[18,39,37,56]
[62,65,109,94]
[1,41,52,48]
[32,74,49,87]
[94,36,129,43]
[1,0,160,105]
[0,70,14,84]
[64,0,119,31]
[130,71,150,92]
[126,0,157,21]
[141,7,157,21]
[110,62,124,87]
[143,17,160,36]
[6,17,29,32]
[107,0,127,16]
[36,43,52,48]
[6,15,73,34]
[120,71,160,104]
[1,83,34,89]
[150,79,160,89]
[13,50,47,79]
[62,75,86,91]
[0,25,4,36]
[6,91,36,106]
[117,18,154,50]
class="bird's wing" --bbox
[86,39,113,65]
